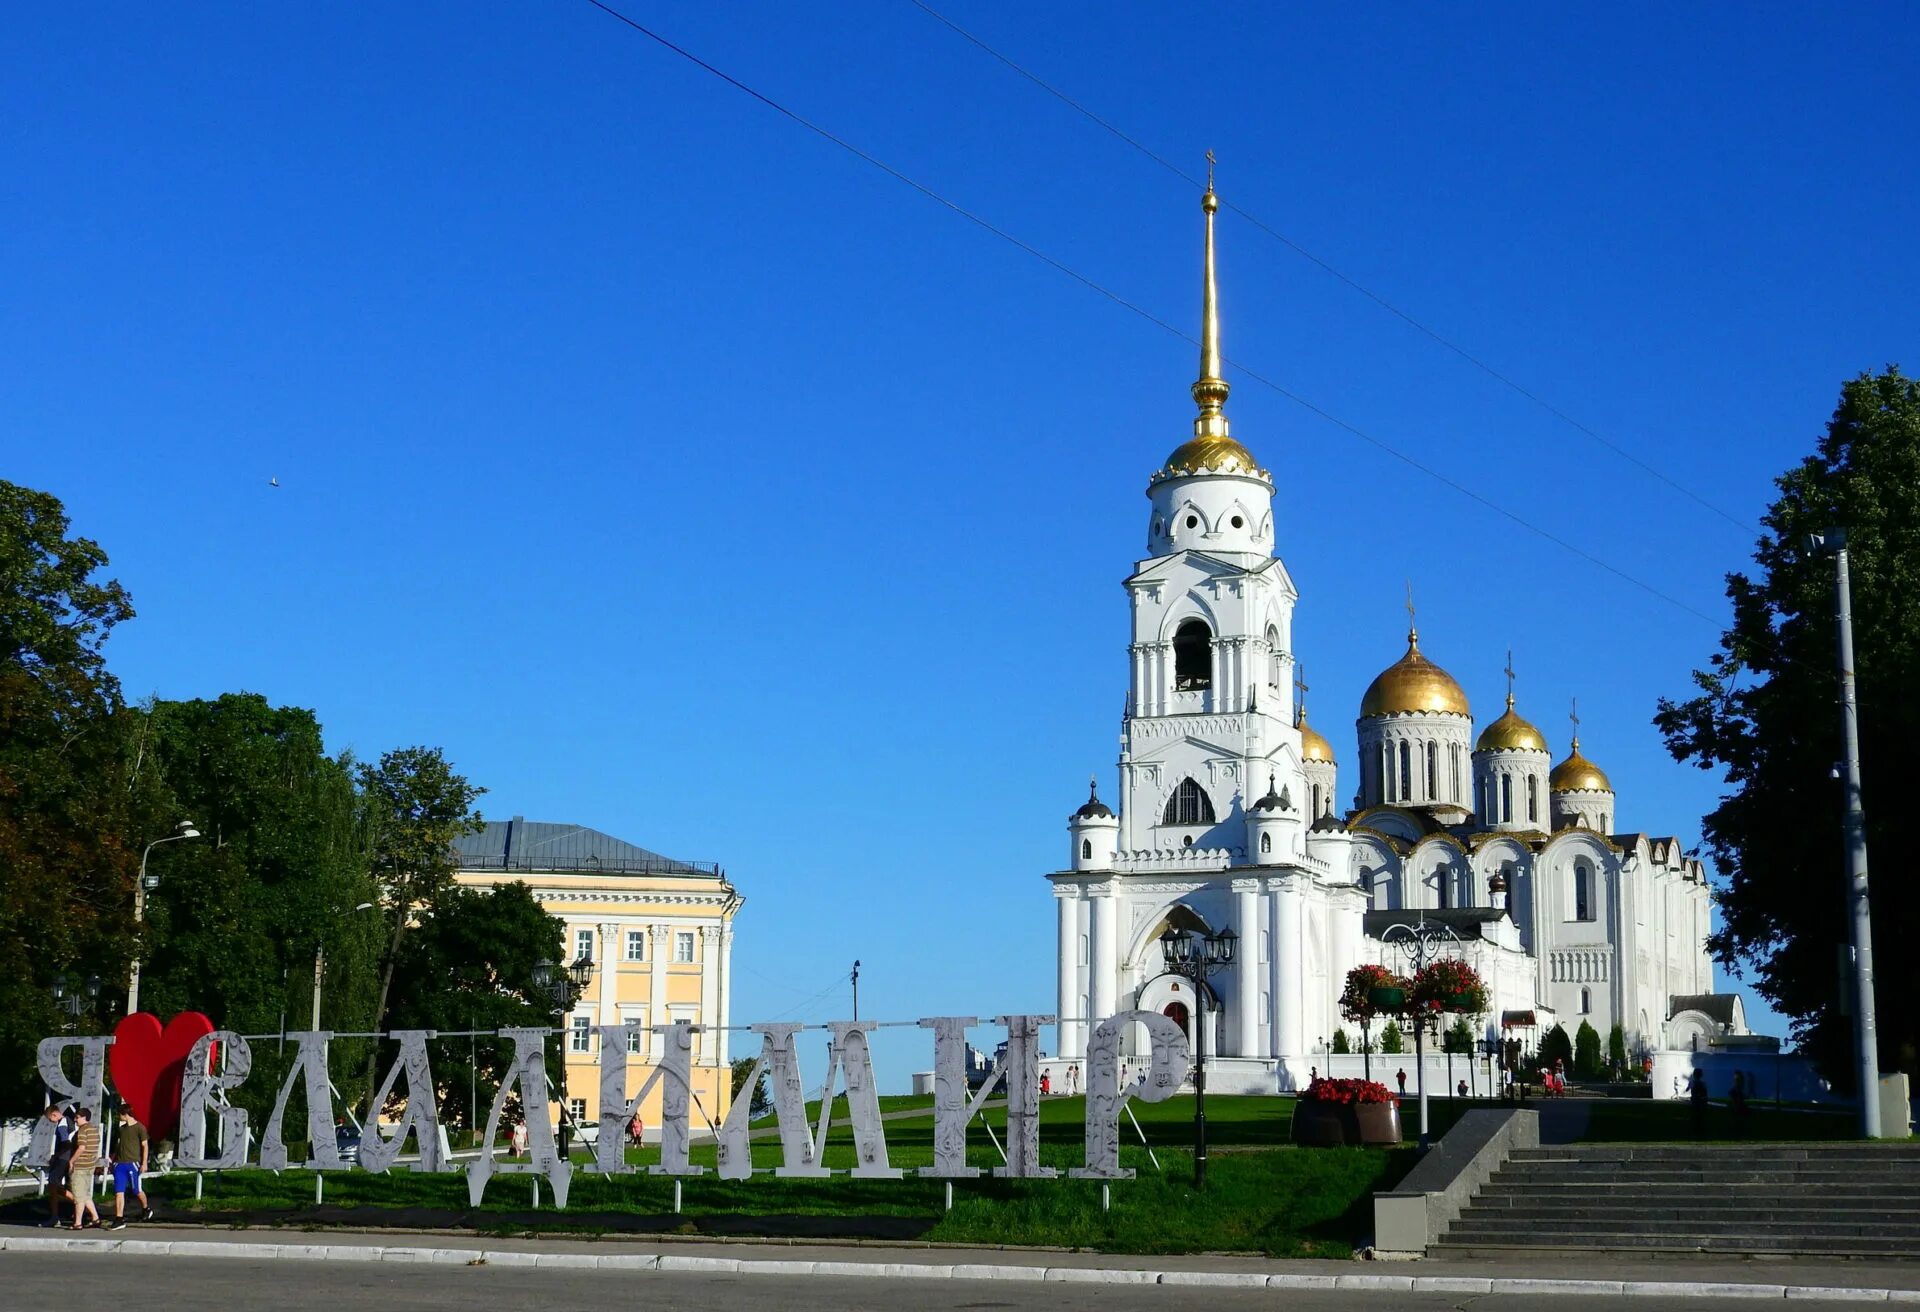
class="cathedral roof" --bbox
[1360,629,1471,718]
[1476,695,1548,753]
[1297,709,1336,764]
[1250,773,1289,813]
[1072,779,1115,820]
[1550,739,1614,793]
[1157,434,1265,481]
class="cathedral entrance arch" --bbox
[1162,1001,1190,1033]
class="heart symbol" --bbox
[110,1011,215,1141]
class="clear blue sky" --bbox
[9,3,1916,1084]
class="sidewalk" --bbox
[4,1223,1918,1300]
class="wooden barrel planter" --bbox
[1291,1096,1402,1146]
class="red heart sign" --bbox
[109,1011,214,1141]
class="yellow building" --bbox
[454,815,743,1134]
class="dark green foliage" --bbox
[731,1055,772,1119]
[1574,1020,1602,1078]
[1443,1017,1475,1055]
[1656,368,1920,1081]
[1330,1029,1351,1055]
[1608,1022,1629,1075]
[1539,1023,1573,1073]
[1379,1020,1404,1054]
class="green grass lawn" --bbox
[144,1092,1866,1257]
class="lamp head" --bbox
[531,959,556,991]
[568,955,594,989]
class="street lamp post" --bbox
[1379,919,1465,1152]
[533,955,595,1157]
[1158,923,1237,1189]
[312,902,376,1030]
[52,974,103,1033]
[128,821,199,1014]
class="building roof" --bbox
[454,816,720,877]
[1363,907,1506,941]
[1668,993,1739,1027]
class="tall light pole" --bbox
[534,955,595,1157]
[851,959,861,1021]
[1380,918,1465,1151]
[1810,529,1882,1137]
[312,902,376,1030]
[1159,922,1238,1188]
[127,821,199,1014]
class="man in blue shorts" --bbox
[106,1108,152,1229]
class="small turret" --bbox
[1068,777,1119,871]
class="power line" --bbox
[905,0,1758,538]
[578,0,1720,626]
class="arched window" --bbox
[1381,743,1393,801]
[1311,784,1322,817]
[1450,744,1462,802]
[1259,832,1272,855]
[1266,625,1282,690]
[1573,861,1593,922]
[1398,742,1411,799]
[1163,777,1216,826]
[1435,866,1449,909]
[1080,838,1092,861]
[1580,986,1592,1015]
[1173,620,1212,691]
[1425,741,1437,799]
[1527,775,1539,823]
[1501,774,1512,823]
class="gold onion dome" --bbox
[1297,711,1335,764]
[1359,629,1472,718]
[1476,695,1548,753]
[1152,161,1269,485]
[1550,739,1613,793]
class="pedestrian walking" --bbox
[68,1106,102,1230]
[1395,1068,1407,1096]
[1067,1064,1079,1096]
[108,1108,153,1229]
[1729,1070,1750,1132]
[627,1111,645,1150]
[1688,1065,1709,1138]
[40,1103,73,1228]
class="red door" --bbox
[1163,1001,1190,1034]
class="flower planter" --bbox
[1291,1097,1402,1147]
[1367,986,1406,1011]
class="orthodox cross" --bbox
[1405,580,1418,639]
[1504,649,1516,701]
[1569,697,1581,742]
[1205,149,1215,190]
[1294,665,1308,719]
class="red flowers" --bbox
[1410,957,1490,1016]
[1302,1076,1395,1106]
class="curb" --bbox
[1,1235,1916,1300]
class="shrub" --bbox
[1330,1029,1351,1055]
[1607,1023,1628,1075]
[1539,1023,1572,1073]
[1574,1020,1603,1079]
[1380,1020,1405,1055]
[1443,1017,1475,1054]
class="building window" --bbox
[1266,625,1283,689]
[1425,741,1437,799]
[1527,775,1539,823]
[1398,742,1411,799]
[574,928,595,962]
[675,932,696,963]
[1436,866,1449,910]
[1173,620,1212,691]
[1580,986,1592,1015]
[1080,838,1092,861]
[569,1014,592,1053]
[1311,783,1322,817]
[1501,774,1512,823]
[1260,832,1271,855]
[627,1024,643,1054]
[1078,932,1088,966]
[568,1097,587,1126]
[1573,861,1594,922]
[1162,777,1216,826]
[626,930,646,961]
[1451,744,1462,801]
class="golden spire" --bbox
[1504,648,1517,711]
[1405,580,1418,646]
[1191,151,1231,440]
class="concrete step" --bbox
[1509,1145,1920,1162]
[1434,1237,1920,1258]
[1483,1177,1920,1194]
[1493,1167,1919,1185]
[1449,1217,1920,1240]
[1463,1200,1920,1221]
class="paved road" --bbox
[0,1252,1900,1311]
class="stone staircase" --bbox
[1435,1143,1920,1258]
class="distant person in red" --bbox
[1040,1072,1052,1096]
[1395,1068,1407,1096]
[628,1112,645,1150]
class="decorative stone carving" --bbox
[261,1031,351,1171]
[25,1036,112,1166]
[1070,1010,1188,1180]
[357,1030,444,1173]
[466,1028,571,1207]
[177,1031,253,1170]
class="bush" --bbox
[1330,1029,1351,1055]
[1443,1017,1475,1054]
[1380,1020,1405,1055]
[1574,1020,1603,1079]
[1539,1023,1572,1073]
[1607,1023,1628,1075]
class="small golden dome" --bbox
[1476,695,1548,753]
[1360,630,1471,718]
[1550,739,1613,793]
[1158,435,1264,480]
[1298,713,1335,764]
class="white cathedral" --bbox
[1046,180,1746,1092]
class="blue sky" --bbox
[9,3,1916,1085]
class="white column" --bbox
[1272,877,1304,1059]
[715,925,733,1067]
[1233,886,1260,1058]
[597,921,621,1025]
[698,925,721,1067]
[649,922,670,1058]
[1056,894,1082,1058]
[1088,892,1118,1028]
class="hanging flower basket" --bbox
[1367,985,1407,1011]
[1340,964,1410,1024]
[1411,957,1491,1016]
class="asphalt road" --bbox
[0,1252,1897,1311]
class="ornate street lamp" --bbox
[128,821,199,1013]
[1379,918,1466,1151]
[1159,922,1237,1188]
[533,954,596,1156]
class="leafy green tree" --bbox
[0,482,155,1112]
[1443,1017,1475,1055]
[1657,368,1920,1082]
[1539,1023,1572,1074]
[383,882,562,1132]
[1330,1029,1351,1055]
[1608,1022,1629,1077]
[731,1055,772,1120]
[357,746,486,1108]
[1574,1020,1602,1078]
[1380,1019,1405,1055]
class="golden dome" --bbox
[1476,695,1548,753]
[1550,739,1613,793]
[1298,712,1335,764]
[1158,435,1265,480]
[1360,630,1471,718]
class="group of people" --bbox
[1037,1064,1081,1097]
[39,1102,153,1231]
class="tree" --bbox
[1574,1020,1602,1079]
[731,1055,772,1120]
[1380,1020,1405,1055]
[1608,1022,1629,1077]
[1657,368,1920,1082]
[1539,1023,1572,1074]
[1443,1017,1475,1055]
[0,482,152,1112]
[1330,1029,1351,1055]
[357,746,486,1111]
[383,881,563,1132]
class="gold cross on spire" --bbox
[1294,664,1308,721]
[1205,149,1216,192]
[1569,696,1581,747]
[1504,648,1516,707]
[1404,580,1418,642]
